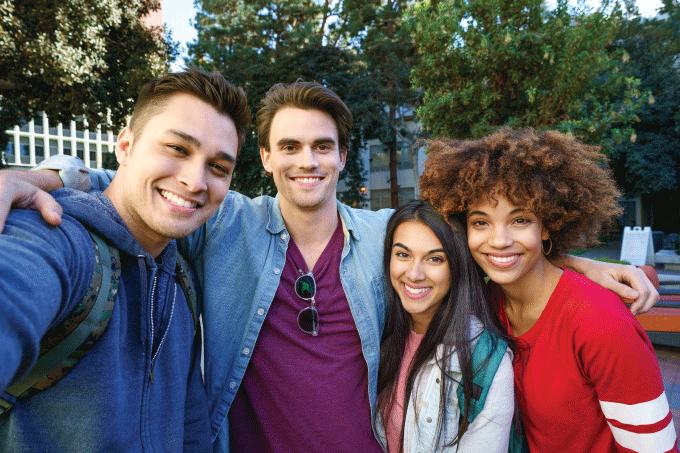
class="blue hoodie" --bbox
[0,189,211,452]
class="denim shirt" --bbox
[181,192,393,451]
[37,156,394,452]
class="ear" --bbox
[542,228,550,241]
[115,127,134,166]
[260,146,272,173]
[339,147,347,171]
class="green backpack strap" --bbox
[456,329,530,453]
[0,231,119,416]
[174,252,199,334]
[508,419,531,453]
[457,329,508,424]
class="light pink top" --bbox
[386,330,425,453]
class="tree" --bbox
[348,0,421,207]
[407,0,647,150]
[0,0,176,157]
[189,0,370,205]
[609,0,680,230]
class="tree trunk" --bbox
[388,105,399,208]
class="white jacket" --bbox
[377,319,515,453]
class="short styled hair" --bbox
[256,81,352,151]
[419,127,622,255]
[129,67,251,149]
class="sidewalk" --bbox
[656,346,680,439]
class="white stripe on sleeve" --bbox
[599,392,671,425]
[606,419,677,453]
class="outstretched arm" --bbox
[554,254,659,315]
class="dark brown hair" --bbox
[130,67,251,149]
[256,81,352,151]
[419,127,622,255]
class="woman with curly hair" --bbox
[419,127,678,453]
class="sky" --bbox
[162,0,665,70]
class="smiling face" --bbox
[260,107,347,218]
[390,220,452,334]
[105,93,238,257]
[466,195,550,292]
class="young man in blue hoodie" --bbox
[0,68,250,452]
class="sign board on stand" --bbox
[620,226,656,266]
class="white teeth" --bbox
[404,284,429,295]
[488,255,518,263]
[296,177,321,183]
[160,190,197,208]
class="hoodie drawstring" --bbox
[137,255,177,382]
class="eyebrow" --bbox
[167,129,236,164]
[468,208,526,217]
[168,129,201,147]
[393,242,445,254]
[275,137,337,148]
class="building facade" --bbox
[3,113,117,170]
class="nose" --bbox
[178,160,208,193]
[405,260,425,282]
[297,145,319,170]
[489,225,513,249]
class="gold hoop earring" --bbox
[542,238,553,255]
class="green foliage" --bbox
[593,257,631,265]
[352,0,422,208]
[407,0,647,150]
[0,0,177,152]
[609,0,680,195]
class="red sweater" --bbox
[498,270,678,453]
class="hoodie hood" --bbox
[52,188,158,259]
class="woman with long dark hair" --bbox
[375,200,515,452]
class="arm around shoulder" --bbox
[34,154,115,191]
[553,254,658,314]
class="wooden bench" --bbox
[634,266,680,347]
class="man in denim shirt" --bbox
[0,82,659,453]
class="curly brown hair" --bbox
[419,127,622,255]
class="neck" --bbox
[104,183,168,258]
[502,256,563,335]
[279,198,339,271]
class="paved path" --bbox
[655,345,680,439]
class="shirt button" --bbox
[426,417,432,423]
[436,378,440,384]
[229,382,236,389]
[281,233,287,240]
[257,308,264,316]
[243,348,250,355]
[274,268,280,274]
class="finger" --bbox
[0,195,11,233]
[32,190,63,227]
[633,285,659,315]
[629,267,659,315]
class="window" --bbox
[35,138,45,164]
[369,142,414,173]
[369,188,416,211]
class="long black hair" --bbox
[377,199,512,451]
